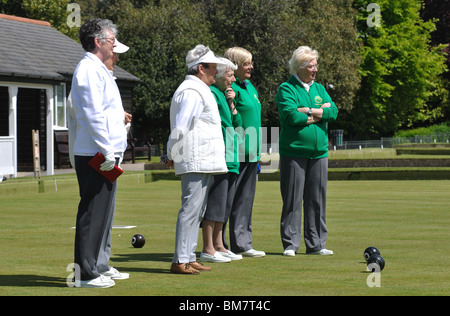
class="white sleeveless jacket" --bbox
[167,75,227,176]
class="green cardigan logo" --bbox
[314,96,323,105]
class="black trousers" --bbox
[74,155,117,281]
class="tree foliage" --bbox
[348,0,448,139]
[75,0,362,143]
[2,0,447,142]
[420,0,450,120]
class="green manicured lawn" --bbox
[0,173,449,296]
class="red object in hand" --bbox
[88,152,123,183]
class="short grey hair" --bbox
[216,57,237,79]
[79,18,117,52]
[289,46,319,75]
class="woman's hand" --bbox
[298,107,322,124]
[306,115,315,125]
[225,88,236,103]
[226,88,238,114]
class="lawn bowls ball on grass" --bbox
[364,246,380,262]
[131,234,145,248]
[367,254,385,272]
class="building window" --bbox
[54,84,66,128]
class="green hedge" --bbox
[396,148,450,155]
[146,168,450,182]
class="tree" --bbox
[349,0,448,139]
[421,0,450,120]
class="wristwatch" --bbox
[308,108,313,116]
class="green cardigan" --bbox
[231,78,262,163]
[276,75,338,159]
[211,84,242,174]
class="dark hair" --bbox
[79,18,117,52]
[187,63,210,75]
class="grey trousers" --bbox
[173,173,212,264]
[97,210,114,274]
[280,156,328,253]
[74,155,117,281]
[227,162,258,253]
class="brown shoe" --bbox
[170,263,200,275]
[189,261,211,272]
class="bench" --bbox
[55,129,152,166]
[125,131,152,163]
[54,130,70,169]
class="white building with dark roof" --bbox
[0,14,139,177]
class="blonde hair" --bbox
[289,46,319,75]
[216,57,237,79]
[223,47,252,67]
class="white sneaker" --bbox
[238,249,266,257]
[102,267,129,280]
[283,249,296,257]
[77,275,115,288]
[200,252,231,263]
[217,250,243,261]
[308,249,334,256]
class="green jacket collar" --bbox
[235,77,250,89]
[288,75,315,88]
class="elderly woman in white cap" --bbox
[104,39,129,77]
[104,39,132,125]
[167,44,228,274]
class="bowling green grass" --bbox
[0,173,449,297]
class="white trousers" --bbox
[172,173,212,263]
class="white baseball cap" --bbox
[187,50,226,69]
[114,39,129,53]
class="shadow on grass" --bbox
[0,275,67,287]
[111,252,174,274]
[112,252,173,263]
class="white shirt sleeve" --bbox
[79,69,112,154]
